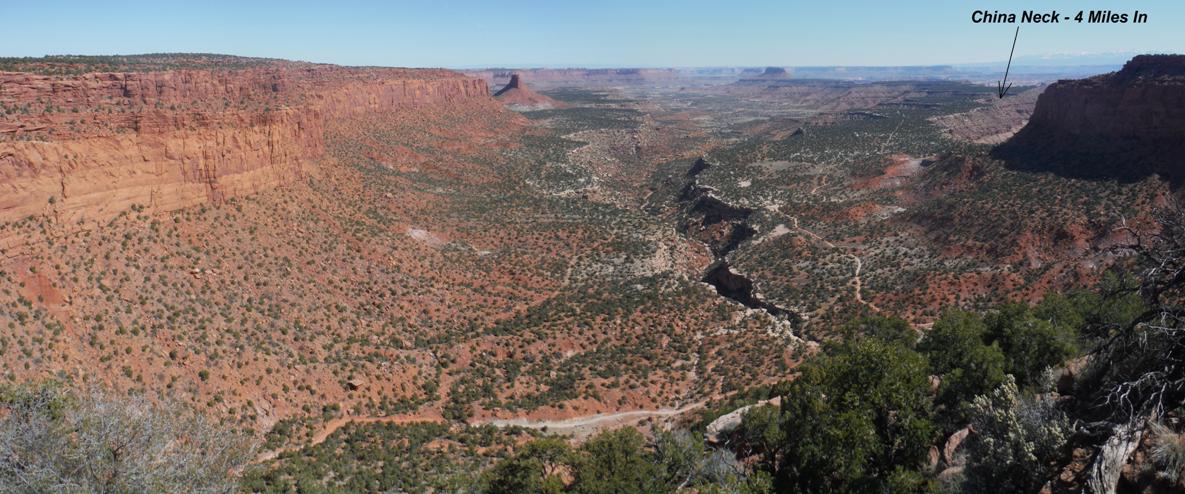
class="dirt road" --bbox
[850,255,881,312]
[255,413,446,462]
[474,402,705,440]
[255,402,707,463]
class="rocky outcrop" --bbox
[686,157,711,178]
[679,182,755,256]
[703,261,795,319]
[493,74,563,110]
[0,64,491,242]
[993,55,1185,184]
[705,397,781,443]
[944,427,971,464]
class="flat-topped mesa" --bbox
[1023,55,1185,139]
[0,67,488,137]
[759,66,788,78]
[1114,54,1185,80]
[993,54,1185,185]
[0,63,492,237]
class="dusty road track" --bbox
[788,216,878,312]
[850,255,881,312]
[475,402,706,440]
[256,402,707,462]
[310,414,447,444]
[255,413,446,462]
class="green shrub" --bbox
[985,303,1078,388]
[0,382,252,492]
[960,376,1069,494]
[841,315,917,348]
[918,310,1007,425]
[482,438,571,494]
[776,338,936,493]
[571,428,663,494]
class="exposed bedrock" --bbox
[703,261,797,319]
[678,180,755,257]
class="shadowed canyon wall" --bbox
[994,55,1185,184]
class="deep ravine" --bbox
[672,158,801,324]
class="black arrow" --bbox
[997,26,1019,99]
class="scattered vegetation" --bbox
[0,382,253,493]
[5,58,1182,494]
[0,54,289,75]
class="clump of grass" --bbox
[1150,421,1185,483]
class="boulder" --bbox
[704,396,782,443]
[944,427,972,465]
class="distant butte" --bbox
[758,67,789,78]
[492,73,523,96]
[493,73,564,110]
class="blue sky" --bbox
[3,0,1181,68]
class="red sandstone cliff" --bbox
[0,64,491,241]
[993,55,1185,184]
[1024,55,1185,139]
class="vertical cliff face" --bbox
[993,55,1185,184]
[1023,55,1185,139]
[0,64,492,239]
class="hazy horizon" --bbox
[4,0,1181,68]
[0,51,1142,72]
